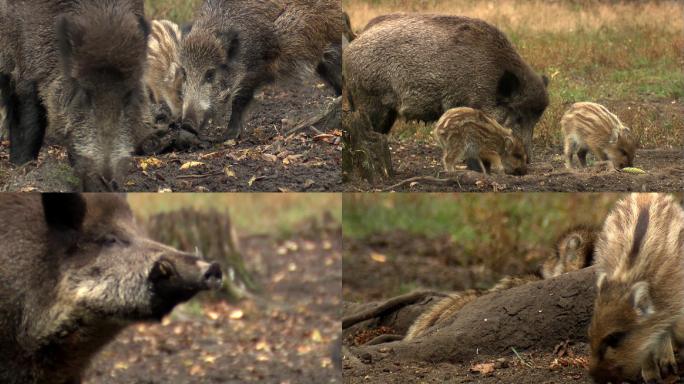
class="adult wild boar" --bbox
[0,0,150,191]
[0,194,223,384]
[180,0,343,140]
[343,14,549,159]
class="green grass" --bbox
[346,0,684,149]
[128,193,341,236]
[343,193,622,267]
[144,0,201,23]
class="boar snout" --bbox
[150,255,223,291]
[199,260,224,291]
[148,252,222,318]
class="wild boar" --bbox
[0,0,150,191]
[589,193,684,383]
[180,0,343,140]
[540,225,597,279]
[343,14,549,160]
[0,193,222,384]
[406,224,597,341]
[432,107,528,175]
[145,19,184,125]
[561,102,636,170]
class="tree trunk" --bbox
[341,90,393,183]
[344,267,597,363]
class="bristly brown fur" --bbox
[589,193,684,383]
[432,107,528,175]
[561,102,637,169]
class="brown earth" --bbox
[343,142,683,192]
[0,78,341,192]
[82,227,342,384]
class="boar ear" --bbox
[630,281,654,319]
[217,31,240,62]
[496,71,520,104]
[565,234,582,253]
[56,15,83,75]
[42,194,87,232]
[596,272,607,292]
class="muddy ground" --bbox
[342,233,600,384]
[344,143,683,192]
[343,100,683,192]
[82,226,341,384]
[0,78,341,192]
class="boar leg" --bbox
[224,72,267,140]
[563,136,576,168]
[670,316,684,364]
[364,103,396,135]
[8,80,46,164]
[316,42,342,95]
[577,148,588,167]
[641,334,677,383]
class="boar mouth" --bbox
[147,258,223,319]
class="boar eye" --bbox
[204,69,215,84]
[604,331,626,348]
[99,234,129,247]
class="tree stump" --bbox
[341,90,393,184]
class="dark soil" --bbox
[82,227,342,384]
[343,141,683,192]
[342,347,593,384]
[0,78,341,192]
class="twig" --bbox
[342,290,449,329]
[511,347,533,368]
[382,176,453,191]
[175,172,225,180]
[365,334,404,345]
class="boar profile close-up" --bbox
[0,193,222,384]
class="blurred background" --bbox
[145,0,201,23]
[342,193,682,302]
[85,193,341,384]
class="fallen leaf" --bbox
[139,157,163,171]
[311,329,322,342]
[180,161,204,170]
[224,167,236,178]
[229,309,244,320]
[224,139,237,147]
[262,153,278,162]
[470,362,495,375]
[370,252,387,263]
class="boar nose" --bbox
[199,261,223,290]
